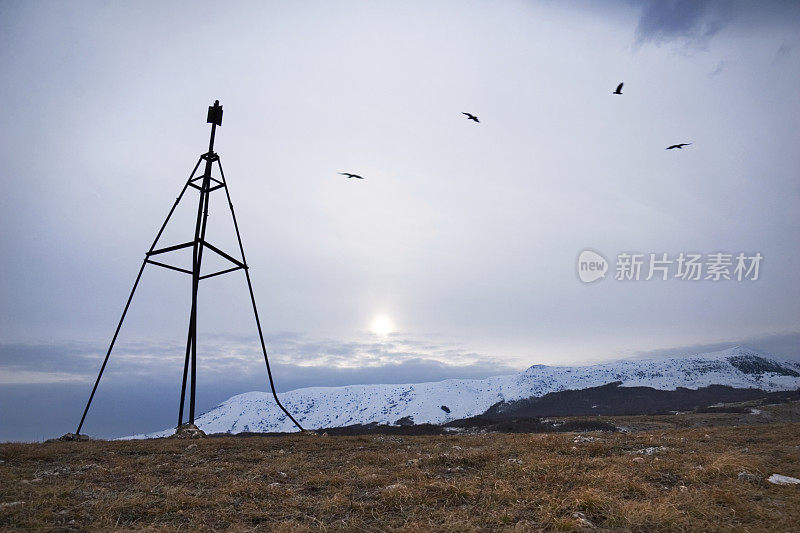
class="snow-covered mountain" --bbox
[127,347,800,438]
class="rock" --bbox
[35,466,69,477]
[186,444,198,451]
[507,458,523,465]
[738,471,761,483]
[171,423,206,439]
[52,433,90,442]
[573,435,599,444]
[572,512,595,529]
[767,474,800,485]
[0,502,24,509]
[631,446,666,456]
[395,416,414,426]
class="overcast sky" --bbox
[1,1,799,440]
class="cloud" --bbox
[0,335,517,441]
[634,0,735,48]
[630,331,800,362]
[709,59,727,76]
[0,343,100,383]
[0,333,513,388]
[630,1,800,49]
[774,41,792,63]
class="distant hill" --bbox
[483,382,799,418]
[126,346,800,438]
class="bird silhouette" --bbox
[613,82,623,95]
[666,143,692,150]
[462,112,479,123]
[339,172,364,179]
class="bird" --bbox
[462,112,479,123]
[339,172,364,179]
[613,82,623,95]
[665,143,692,150]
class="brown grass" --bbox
[1,422,799,531]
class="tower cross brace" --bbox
[76,100,304,434]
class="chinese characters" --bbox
[613,252,762,281]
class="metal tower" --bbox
[76,100,304,434]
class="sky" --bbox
[1,0,799,440]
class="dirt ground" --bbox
[2,407,800,531]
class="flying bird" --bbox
[339,172,364,179]
[462,112,479,123]
[613,82,623,95]
[665,143,692,150]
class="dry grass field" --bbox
[2,412,800,531]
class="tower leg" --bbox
[181,151,214,426]
[177,311,194,426]
[76,259,147,435]
[216,159,304,431]
[244,268,305,431]
[189,297,198,423]
[76,161,199,435]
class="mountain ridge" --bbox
[125,346,800,438]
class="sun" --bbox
[370,315,395,337]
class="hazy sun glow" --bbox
[370,315,395,336]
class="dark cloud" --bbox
[0,333,503,386]
[631,331,800,362]
[775,42,792,62]
[634,0,735,48]
[269,357,516,391]
[630,1,800,48]
[0,342,100,381]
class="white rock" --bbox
[0,502,24,509]
[767,474,800,485]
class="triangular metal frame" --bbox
[76,100,304,435]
